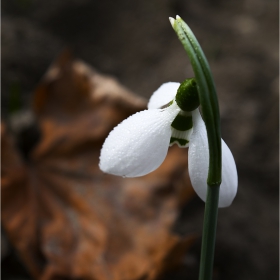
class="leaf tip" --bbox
[169,17,175,27]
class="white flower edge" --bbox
[188,109,238,207]
[99,102,180,177]
[148,82,179,109]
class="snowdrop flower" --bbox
[99,80,238,207]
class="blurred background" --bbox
[2,0,279,279]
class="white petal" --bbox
[148,82,180,109]
[99,102,180,177]
[219,140,238,207]
[188,109,238,207]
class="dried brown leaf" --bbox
[1,53,195,280]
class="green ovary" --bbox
[175,78,200,112]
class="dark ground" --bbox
[1,0,279,279]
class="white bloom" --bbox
[99,83,238,207]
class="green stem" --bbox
[199,185,220,280]
[170,16,221,280]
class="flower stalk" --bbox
[170,16,222,280]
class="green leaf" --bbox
[170,16,221,186]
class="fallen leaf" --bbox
[1,52,195,280]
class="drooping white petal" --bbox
[219,140,238,207]
[188,109,238,207]
[148,82,180,109]
[99,102,180,177]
